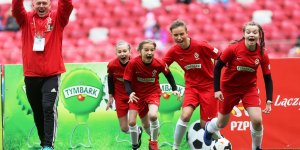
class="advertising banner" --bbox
[3,63,201,150]
[221,58,300,149]
[4,59,299,149]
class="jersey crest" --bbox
[152,69,158,77]
[254,58,260,65]
[194,52,199,60]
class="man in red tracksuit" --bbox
[12,0,73,149]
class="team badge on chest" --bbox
[254,58,260,65]
[194,52,199,60]
[152,70,157,77]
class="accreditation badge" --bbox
[33,36,45,51]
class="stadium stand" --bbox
[0,0,299,64]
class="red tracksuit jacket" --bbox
[12,0,73,77]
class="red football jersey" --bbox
[123,56,169,98]
[107,58,128,101]
[220,40,271,88]
[164,39,221,88]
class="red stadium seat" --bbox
[225,1,243,14]
[85,0,104,10]
[130,5,147,16]
[157,15,172,28]
[64,48,83,63]
[100,17,116,28]
[8,48,22,64]
[82,45,102,62]
[161,0,176,6]
[270,32,283,40]
[282,0,300,12]
[280,21,299,39]
[122,0,141,7]
[0,32,14,48]
[263,0,281,12]
[211,33,225,42]
[187,3,204,15]
[194,14,211,25]
[231,12,250,23]
[272,10,288,22]
[112,6,129,18]
[76,6,91,20]
[103,0,121,7]
[213,13,230,25]
[81,18,97,31]
[75,38,92,47]
[292,9,300,21]
[207,2,225,16]
[93,8,111,19]
[220,23,239,41]
[109,27,124,40]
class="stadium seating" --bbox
[0,0,299,64]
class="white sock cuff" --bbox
[151,119,159,126]
[177,119,188,127]
[129,125,138,132]
[250,125,263,136]
[211,118,218,128]
[207,118,219,133]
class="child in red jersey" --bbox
[124,40,180,150]
[204,22,273,150]
[163,20,222,150]
[106,41,150,144]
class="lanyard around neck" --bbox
[33,13,52,37]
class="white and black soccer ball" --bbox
[186,120,210,150]
[210,138,232,150]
